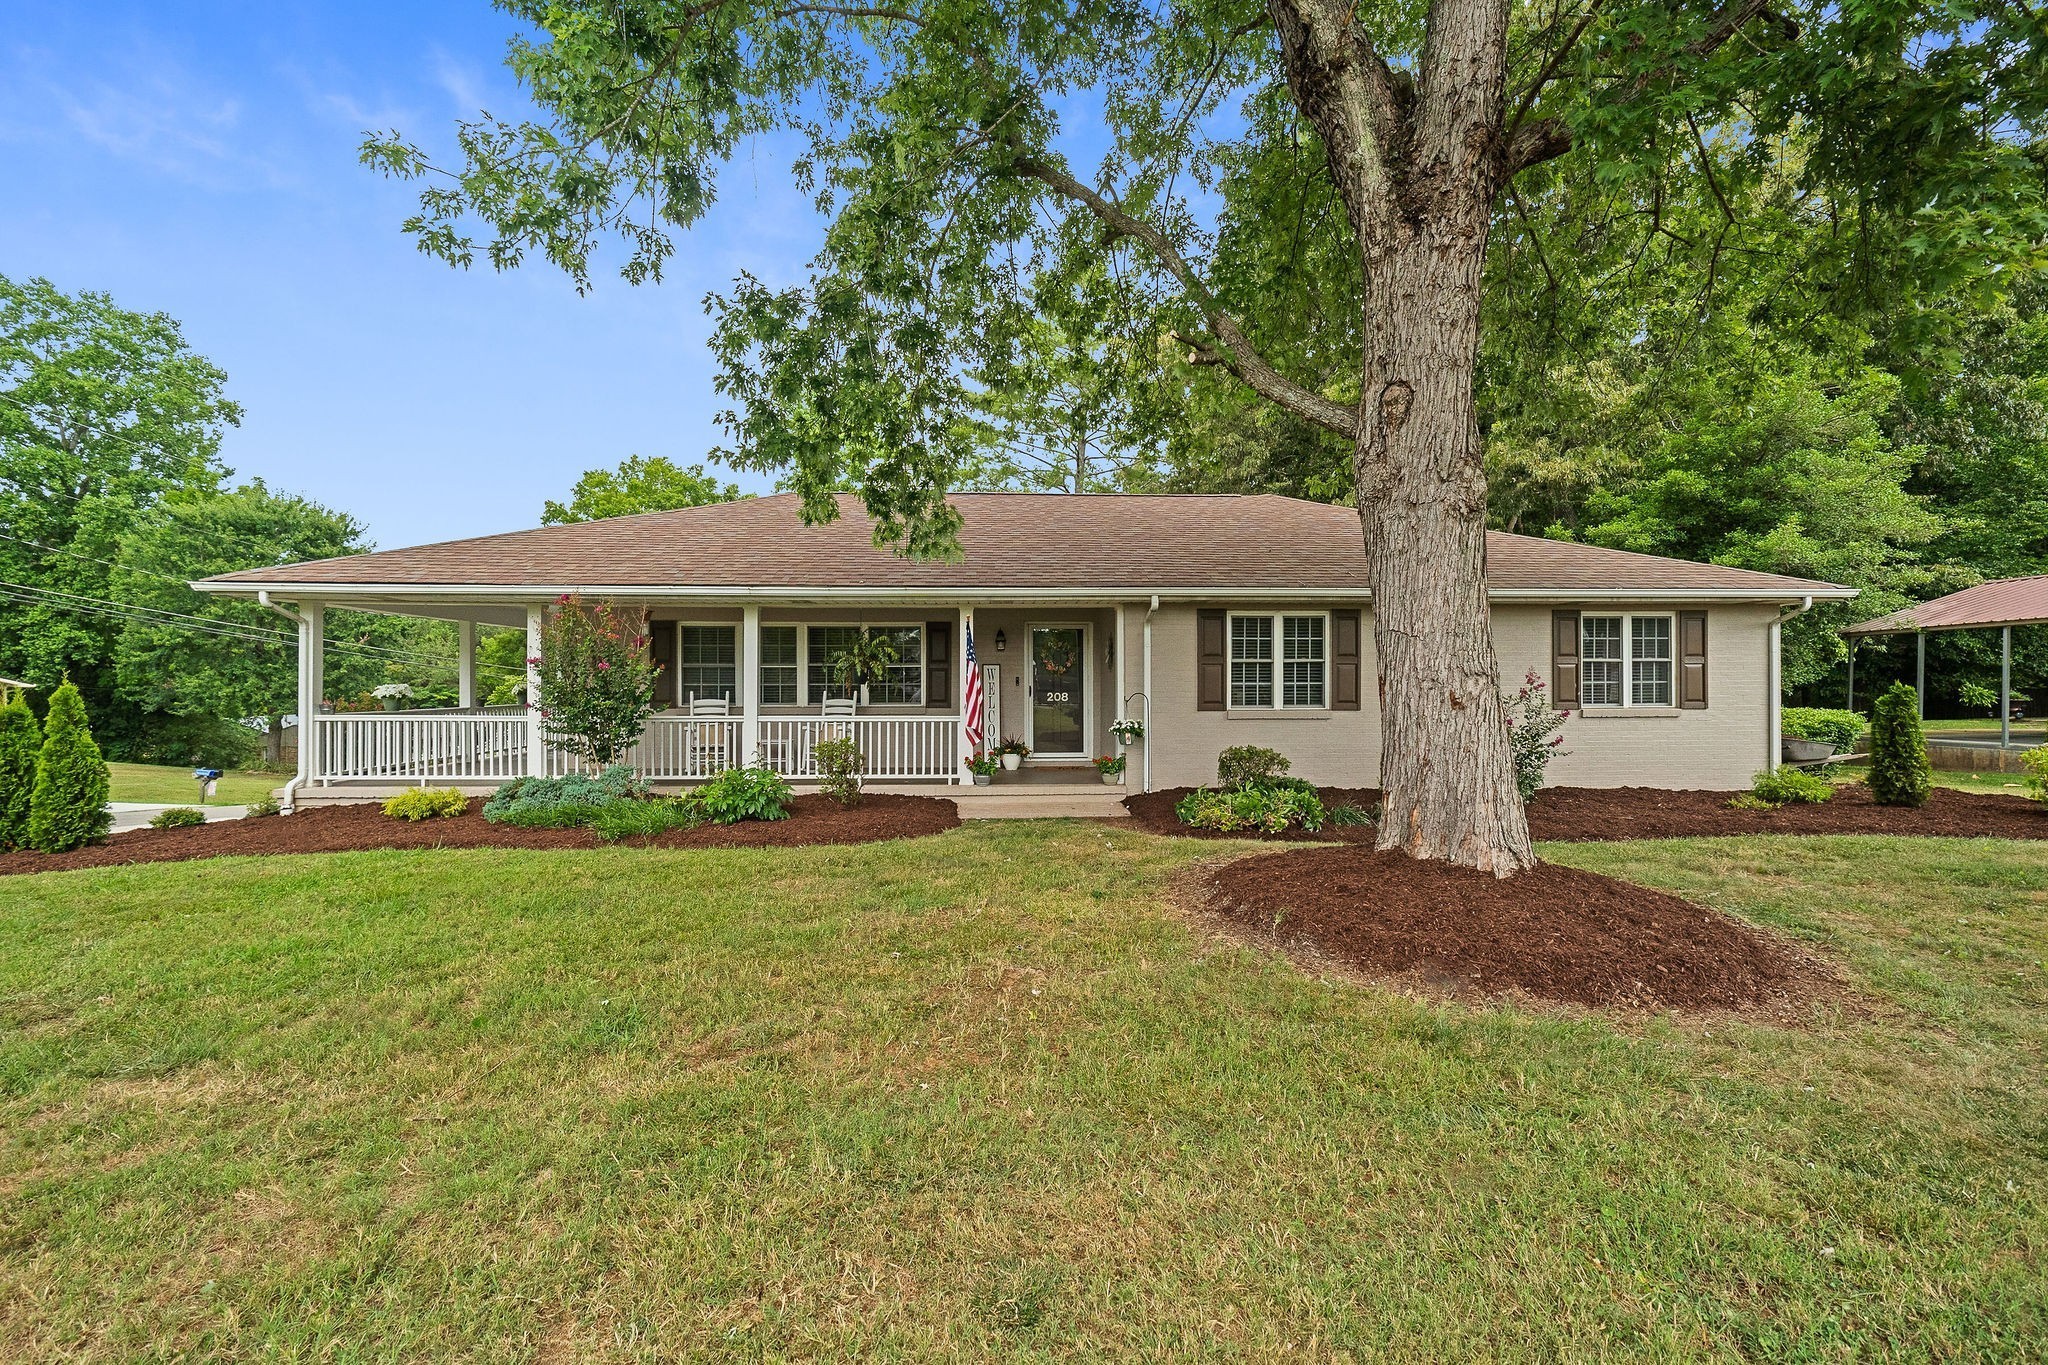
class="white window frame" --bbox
[675,621,739,705]
[1226,611,1330,711]
[799,622,927,707]
[1580,612,1677,708]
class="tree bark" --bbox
[1269,0,1537,874]
[1358,235,1535,874]
[264,715,284,768]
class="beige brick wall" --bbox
[1133,601,1778,792]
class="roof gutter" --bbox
[195,582,1857,606]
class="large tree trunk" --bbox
[1358,233,1535,875]
[264,715,284,769]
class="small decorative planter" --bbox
[1001,752,1023,772]
[1101,771,1121,785]
[381,697,404,712]
[973,772,993,786]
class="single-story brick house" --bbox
[196,492,1854,804]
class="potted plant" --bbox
[1093,752,1126,785]
[373,682,416,712]
[966,751,1001,785]
[827,630,900,705]
[1109,717,1144,747]
[996,736,1030,771]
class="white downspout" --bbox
[1142,594,1158,793]
[1769,595,1814,772]
[256,591,309,812]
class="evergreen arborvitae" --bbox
[26,681,111,853]
[0,698,41,851]
[1868,680,1932,808]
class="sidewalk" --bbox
[108,803,251,834]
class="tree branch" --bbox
[1006,153,1359,439]
[1266,0,1408,250]
[1617,0,1801,103]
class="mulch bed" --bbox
[1200,845,1834,1017]
[0,794,959,878]
[1127,784,2048,843]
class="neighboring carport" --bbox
[1842,574,2048,750]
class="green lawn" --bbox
[2,825,2044,1359]
[1829,759,2035,795]
[105,762,282,807]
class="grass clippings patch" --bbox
[1201,844,1836,1017]
[0,793,958,877]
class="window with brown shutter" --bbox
[1550,610,1580,709]
[1679,610,1708,708]
[925,620,952,709]
[1331,609,1362,710]
[1196,609,1226,710]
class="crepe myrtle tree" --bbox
[533,594,663,766]
[365,1,2045,873]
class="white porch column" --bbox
[1767,616,1783,773]
[2001,624,2013,750]
[958,605,974,783]
[301,601,324,788]
[525,604,546,777]
[741,604,762,765]
[457,619,478,710]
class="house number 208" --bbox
[1042,690,1070,703]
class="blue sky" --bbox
[2,1,819,548]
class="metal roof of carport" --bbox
[1841,574,2048,635]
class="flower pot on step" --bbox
[972,773,992,786]
[1001,753,1023,771]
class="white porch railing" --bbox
[760,716,960,781]
[546,716,744,781]
[311,712,961,784]
[314,712,528,782]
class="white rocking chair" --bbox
[686,694,733,774]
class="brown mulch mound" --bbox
[1127,783,2048,842]
[1202,845,1832,1016]
[0,794,959,878]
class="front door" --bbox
[1029,626,1086,758]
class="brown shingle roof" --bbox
[199,492,1849,598]
[1842,574,2048,635]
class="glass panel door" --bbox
[1030,627,1086,756]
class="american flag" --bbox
[962,622,984,749]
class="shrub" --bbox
[694,766,793,824]
[1217,745,1289,790]
[812,736,864,807]
[149,806,207,828]
[494,801,610,830]
[244,796,282,818]
[0,698,41,851]
[383,787,471,821]
[1503,670,1569,802]
[483,765,649,824]
[1327,802,1375,827]
[2021,747,2048,807]
[1745,768,1834,808]
[592,796,703,842]
[1781,707,1868,753]
[1868,682,1932,808]
[534,594,662,765]
[1175,785,1326,834]
[26,680,111,853]
[1726,792,1775,812]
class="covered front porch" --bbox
[274,594,1146,804]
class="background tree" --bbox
[111,483,396,767]
[367,0,2045,872]
[542,455,742,523]
[0,274,238,751]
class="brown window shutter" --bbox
[1550,610,1580,710]
[924,620,951,709]
[1196,609,1227,711]
[1679,610,1708,708]
[1331,609,1362,710]
[649,621,676,708]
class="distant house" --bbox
[196,493,1853,801]
[0,678,32,707]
